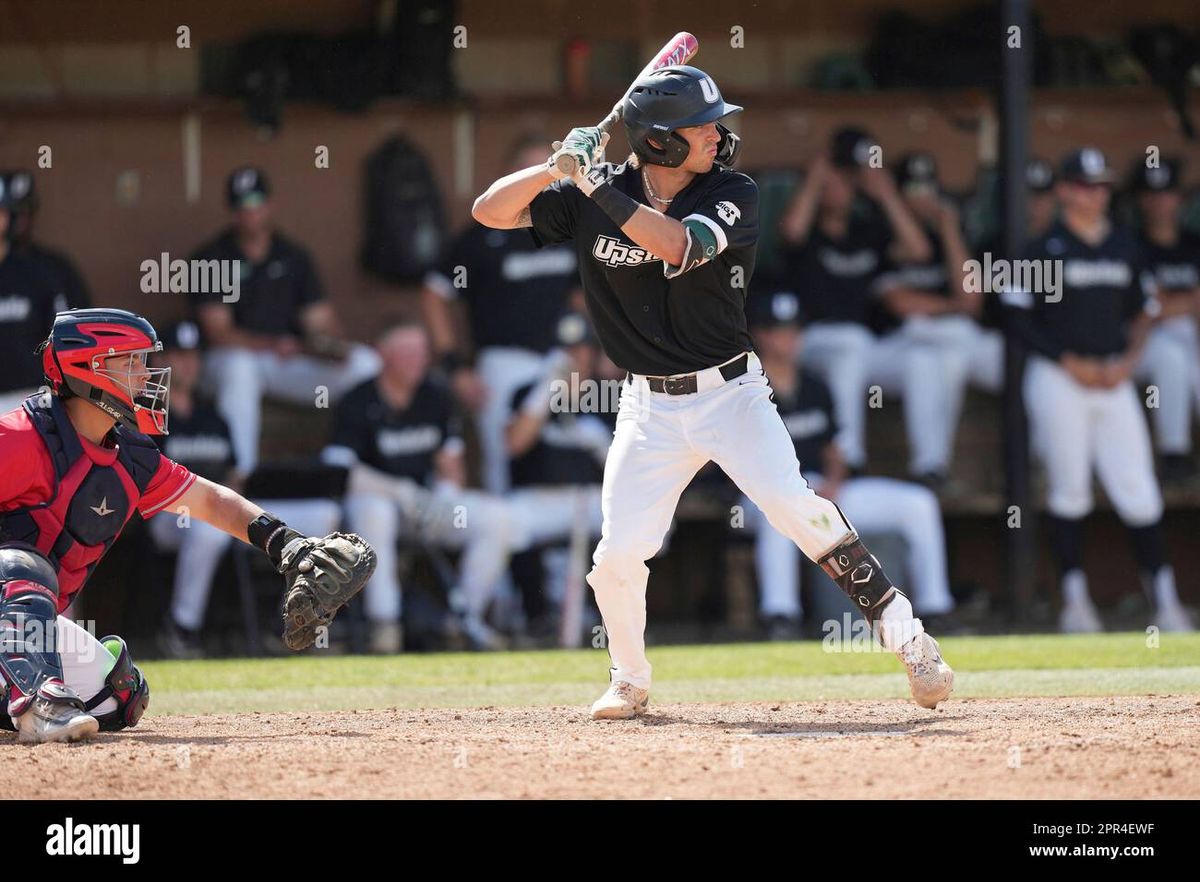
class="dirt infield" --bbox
[6,694,1197,799]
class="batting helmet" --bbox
[38,308,171,435]
[622,65,742,169]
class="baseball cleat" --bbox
[896,632,954,710]
[590,680,649,720]
[1058,597,1103,634]
[1153,601,1195,633]
[16,681,100,745]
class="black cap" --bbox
[226,167,270,209]
[2,170,35,211]
[1059,147,1114,185]
[1132,157,1181,192]
[1025,158,1055,192]
[746,284,805,329]
[555,311,596,348]
[158,320,204,351]
[895,152,939,191]
[831,126,877,169]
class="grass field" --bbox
[144,631,1200,715]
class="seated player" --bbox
[323,321,524,653]
[0,308,374,743]
[744,283,957,636]
[192,167,382,473]
[147,320,342,658]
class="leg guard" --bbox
[0,543,66,718]
[85,635,150,731]
[818,532,899,623]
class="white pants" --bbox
[1025,356,1163,524]
[475,347,548,493]
[587,352,924,689]
[343,478,520,623]
[4,617,120,726]
[1136,315,1200,455]
[204,345,383,472]
[745,475,954,619]
[802,322,952,473]
[148,498,342,631]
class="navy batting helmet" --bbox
[621,65,742,169]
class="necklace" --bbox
[641,168,673,205]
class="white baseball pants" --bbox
[587,352,924,689]
[1025,356,1163,524]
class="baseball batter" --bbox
[473,65,954,718]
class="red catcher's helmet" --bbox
[38,308,170,435]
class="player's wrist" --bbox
[248,512,303,569]
[586,178,639,227]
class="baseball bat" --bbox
[554,32,699,177]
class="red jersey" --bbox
[0,393,196,610]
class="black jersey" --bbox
[327,377,462,485]
[426,224,577,353]
[878,225,948,297]
[773,370,837,477]
[783,213,892,326]
[528,161,759,376]
[1140,231,1200,295]
[18,242,91,311]
[153,398,235,483]
[190,229,324,337]
[1005,220,1155,360]
[0,250,67,392]
[507,381,608,488]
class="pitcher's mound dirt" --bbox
[7,695,1197,799]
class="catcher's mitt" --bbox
[279,532,376,650]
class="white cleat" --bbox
[590,680,649,720]
[1059,598,1103,634]
[15,681,99,745]
[1153,601,1195,633]
[897,632,954,710]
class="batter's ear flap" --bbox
[715,123,741,168]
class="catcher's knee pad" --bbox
[85,635,150,731]
[818,532,898,623]
[0,543,66,717]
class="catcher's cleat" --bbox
[15,680,99,744]
[896,632,954,710]
[590,680,649,720]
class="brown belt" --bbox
[632,353,750,396]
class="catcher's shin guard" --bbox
[817,532,899,624]
[0,543,67,718]
[86,635,150,731]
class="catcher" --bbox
[0,307,375,743]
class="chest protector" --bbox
[0,394,160,610]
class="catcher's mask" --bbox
[622,65,742,170]
[39,308,170,435]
